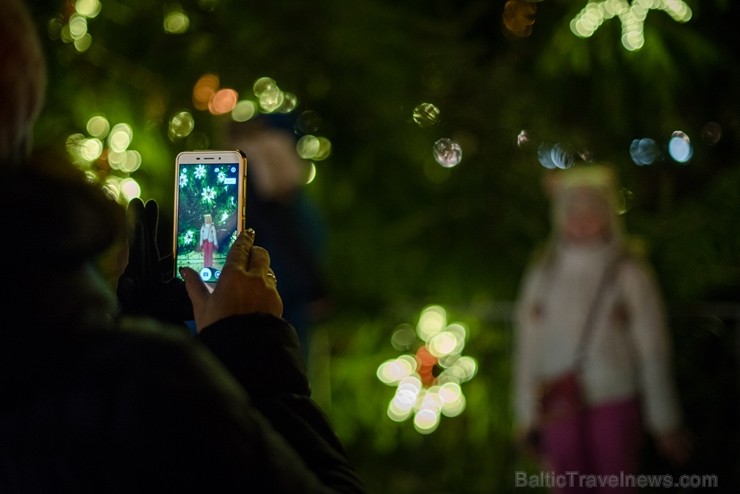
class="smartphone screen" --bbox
[173,150,246,284]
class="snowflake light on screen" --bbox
[377,305,478,434]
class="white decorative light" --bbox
[570,0,692,51]
[377,305,478,434]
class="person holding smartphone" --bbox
[0,1,366,492]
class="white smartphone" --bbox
[173,149,247,284]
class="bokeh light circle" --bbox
[209,88,239,115]
[617,188,634,215]
[296,135,321,159]
[232,100,257,122]
[120,178,142,200]
[516,129,532,148]
[68,14,88,40]
[75,0,102,18]
[413,408,440,434]
[701,121,722,145]
[295,110,322,134]
[629,138,660,166]
[433,138,462,168]
[169,111,195,139]
[278,92,299,113]
[121,150,142,173]
[668,131,693,163]
[86,115,110,138]
[108,123,133,152]
[412,102,441,128]
[80,138,103,161]
[163,9,189,34]
[391,324,417,351]
[253,76,277,97]
[259,88,284,113]
[193,73,219,111]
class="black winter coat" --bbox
[0,313,366,493]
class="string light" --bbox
[570,0,692,51]
[377,305,478,434]
[66,115,142,204]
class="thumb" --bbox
[179,267,209,315]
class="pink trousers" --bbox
[541,397,643,493]
[202,240,215,268]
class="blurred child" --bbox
[513,164,691,493]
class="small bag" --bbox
[538,371,584,424]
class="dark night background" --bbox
[25,1,740,492]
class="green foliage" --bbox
[26,0,740,491]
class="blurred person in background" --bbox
[513,164,691,493]
[229,116,330,363]
[0,1,366,491]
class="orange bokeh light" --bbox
[208,88,239,115]
[193,73,220,110]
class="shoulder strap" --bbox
[573,252,625,370]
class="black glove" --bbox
[117,198,194,326]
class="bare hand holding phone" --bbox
[179,229,283,332]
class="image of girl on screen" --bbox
[200,213,219,268]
